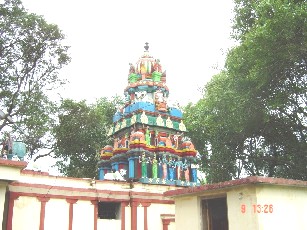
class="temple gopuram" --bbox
[98,43,200,187]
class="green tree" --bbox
[229,0,307,180]
[184,72,252,183]
[185,0,307,182]
[0,0,70,159]
[53,97,120,178]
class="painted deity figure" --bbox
[130,128,145,142]
[153,59,162,72]
[129,63,135,74]
[129,128,136,142]
[154,89,167,112]
[168,157,176,181]
[173,132,183,149]
[117,136,124,148]
[175,158,183,180]
[151,153,158,179]
[139,152,148,178]
[158,157,163,178]
[191,162,199,183]
[165,135,172,147]
[1,132,13,156]
[182,159,190,182]
[161,154,168,179]
[145,126,151,146]
[113,136,119,149]
[157,132,167,146]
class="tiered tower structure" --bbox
[98,43,200,186]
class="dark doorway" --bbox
[98,202,121,219]
[202,197,228,230]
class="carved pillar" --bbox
[6,193,19,230]
[142,202,151,230]
[130,200,138,230]
[162,219,171,230]
[98,167,104,180]
[128,157,135,178]
[136,158,142,178]
[91,201,98,230]
[37,197,50,230]
[161,214,175,230]
[121,202,129,230]
[111,162,119,172]
[66,199,77,230]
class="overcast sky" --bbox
[19,0,236,172]
[22,0,236,106]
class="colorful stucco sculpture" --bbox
[98,43,200,186]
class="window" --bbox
[98,202,121,219]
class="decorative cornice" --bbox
[0,159,27,169]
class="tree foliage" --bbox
[53,97,121,178]
[184,0,307,183]
[0,0,70,159]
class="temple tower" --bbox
[98,43,200,186]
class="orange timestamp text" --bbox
[241,204,273,214]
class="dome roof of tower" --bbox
[128,43,165,83]
[135,52,161,75]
